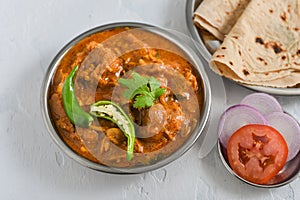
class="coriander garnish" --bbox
[118,72,166,109]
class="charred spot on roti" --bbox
[281,12,287,22]
[272,44,283,54]
[257,57,263,62]
[216,54,225,58]
[294,62,300,66]
[287,5,291,13]
[238,50,241,56]
[243,69,250,76]
[263,41,284,54]
[229,61,233,66]
[257,57,268,66]
[281,56,287,60]
[225,11,230,15]
[255,37,264,45]
[294,27,299,32]
[232,36,239,39]
[269,9,274,14]
[297,49,300,56]
[221,47,227,50]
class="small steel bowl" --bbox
[41,22,212,174]
[217,118,300,188]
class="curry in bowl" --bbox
[44,23,210,171]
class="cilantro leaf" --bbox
[118,72,166,109]
[132,84,150,97]
[133,94,154,108]
[148,77,161,91]
[118,72,148,99]
[152,87,166,99]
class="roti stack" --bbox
[194,0,250,41]
[194,0,300,88]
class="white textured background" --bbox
[1,0,300,199]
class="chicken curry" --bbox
[48,27,204,168]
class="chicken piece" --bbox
[136,103,167,141]
[78,129,99,150]
[106,128,127,146]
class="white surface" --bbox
[1,0,300,199]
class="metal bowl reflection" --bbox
[41,21,212,174]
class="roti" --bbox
[193,0,250,41]
[209,0,300,88]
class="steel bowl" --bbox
[218,140,300,188]
[41,21,212,174]
[217,112,300,188]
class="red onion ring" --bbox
[240,93,283,116]
[265,112,300,161]
[218,104,268,147]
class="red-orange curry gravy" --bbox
[48,27,204,167]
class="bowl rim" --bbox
[185,0,212,63]
[41,21,212,174]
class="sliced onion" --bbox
[240,93,283,116]
[265,112,300,161]
[218,104,268,147]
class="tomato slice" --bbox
[227,124,288,184]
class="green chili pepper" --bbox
[62,66,135,161]
[62,66,94,128]
[90,100,135,161]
